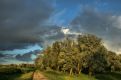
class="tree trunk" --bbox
[89,67,93,77]
[70,68,73,75]
[57,66,59,71]
[77,63,81,74]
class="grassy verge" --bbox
[95,72,121,80]
[41,70,121,80]
[14,72,33,80]
[0,66,34,80]
[42,70,96,80]
[0,72,33,80]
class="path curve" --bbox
[33,70,48,80]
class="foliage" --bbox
[35,34,121,75]
[106,51,121,72]
[0,64,35,74]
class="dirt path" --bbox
[33,70,48,80]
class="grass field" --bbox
[0,65,34,80]
[43,70,96,80]
[0,72,33,80]
[95,72,121,80]
[42,70,121,80]
[0,66,121,80]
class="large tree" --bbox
[35,34,120,75]
[77,34,108,75]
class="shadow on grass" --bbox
[0,73,21,80]
[95,72,121,80]
[43,70,96,80]
[0,72,33,80]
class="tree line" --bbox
[35,34,121,75]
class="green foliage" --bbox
[0,67,22,74]
[35,34,121,75]
[106,51,121,72]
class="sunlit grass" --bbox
[1,66,121,80]
[15,72,33,80]
[42,70,96,80]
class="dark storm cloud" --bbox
[15,50,40,61]
[71,8,121,53]
[0,0,61,50]
[57,0,121,5]
[39,26,65,48]
[0,53,5,58]
[16,54,32,62]
[0,53,14,63]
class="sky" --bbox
[1,0,121,64]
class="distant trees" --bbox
[35,34,121,75]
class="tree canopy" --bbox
[35,34,121,75]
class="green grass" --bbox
[42,70,121,80]
[1,66,121,80]
[0,72,33,80]
[0,66,34,80]
[14,72,33,80]
[95,72,121,80]
[0,73,21,80]
[42,70,96,80]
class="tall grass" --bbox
[42,70,96,80]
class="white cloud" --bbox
[113,16,121,29]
